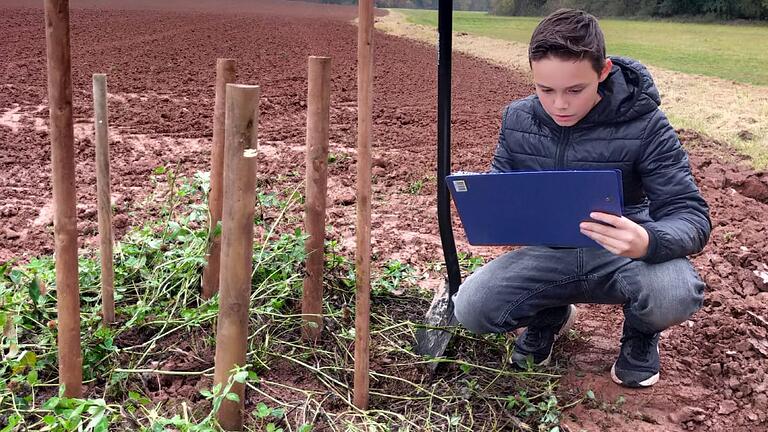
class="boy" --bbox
[452,9,710,388]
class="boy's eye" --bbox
[540,88,553,93]
[569,88,584,94]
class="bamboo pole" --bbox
[92,73,114,324]
[354,0,374,410]
[202,58,236,300]
[302,56,332,342]
[43,0,82,398]
[213,84,260,431]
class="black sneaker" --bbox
[510,305,577,368]
[611,321,660,388]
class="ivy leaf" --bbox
[233,370,248,384]
[256,402,270,418]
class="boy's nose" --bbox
[553,95,568,109]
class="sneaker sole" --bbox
[517,304,578,367]
[556,304,578,339]
[610,346,661,388]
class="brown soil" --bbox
[1,1,767,430]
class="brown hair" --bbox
[528,9,606,75]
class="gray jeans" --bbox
[453,245,705,335]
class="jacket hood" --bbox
[533,56,661,127]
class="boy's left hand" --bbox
[579,212,649,259]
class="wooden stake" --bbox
[44,0,82,398]
[93,73,114,324]
[354,0,374,410]
[302,56,332,342]
[202,59,236,300]
[213,84,259,431]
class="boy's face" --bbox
[531,57,613,127]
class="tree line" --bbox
[381,0,491,10]
[489,0,768,20]
[305,0,767,19]
[301,0,491,11]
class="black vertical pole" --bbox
[437,0,462,303]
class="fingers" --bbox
[579,221,632,243]
[588,212,626,227]
[580,224,626,252]
[581,212,635,243]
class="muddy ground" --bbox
[1,1,767,430]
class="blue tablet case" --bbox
[446,170,624,247]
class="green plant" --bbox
[505,388,562,430]
[37,388,117,432]
[138,366,256,432]
[0,173,217,427]
[251,401,286,431]
[582,390,627,415]
[405,179,425,195]
[457,251,484,274]
[327,152,349,164]
[372,259,418,295]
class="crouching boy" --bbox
[452,8,710,388]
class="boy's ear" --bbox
[598,58,613,82]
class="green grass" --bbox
[400,10,768,86]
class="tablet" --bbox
[446,170,624,247]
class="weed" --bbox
[505,387,562,430]
[39,389,118,432]
[457,251,484,275]
[424,251,485,277]
[0,170,574,431]
[582,390,628,415]
[373,259,418,295]
[327,152,349,165]
[406,179,424,195]
[133,366,261,431]
[251,401,287,431]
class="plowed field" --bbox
[1,1,767,430]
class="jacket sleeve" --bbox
[490,105,516,172]
[637,111,711,263]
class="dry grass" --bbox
[376,10,768,169]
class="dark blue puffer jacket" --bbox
[492,56,710,263]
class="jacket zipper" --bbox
[555,128,571,169]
